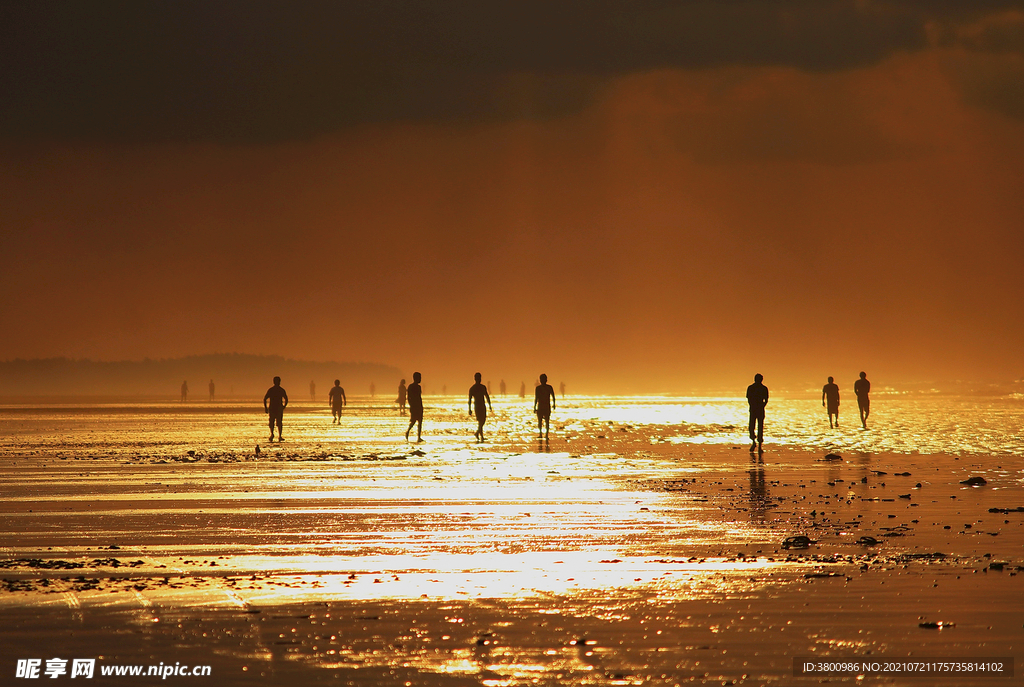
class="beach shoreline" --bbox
[0,401,1021,685]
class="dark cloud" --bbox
[0,0,946,143]
[953,53,1024,120]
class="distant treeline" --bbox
[0,354,401,399]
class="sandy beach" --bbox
[1,397,1021,685]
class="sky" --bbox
[2,1,1023,394]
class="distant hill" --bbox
[0,354,400,399]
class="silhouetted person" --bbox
[264,376,289,442]
[519,381,526,398]
[559,381,566,397]
[442,384,447,395]
[309,380,316,401]
[854,371,871,429]
[370,381,376,398]
[746,373,768,451]
[405,372,423,441]
[822,376,840,428]
[499,379,506,396]
[328,379,347,424]
[468,372,493,442]
[180,380,188,403]
[534,373,556,437]
[397,379,407,414]
[208,379,215,401]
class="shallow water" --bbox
[1,395,1021,605]
[2,394,1022,459]
[0,397,1021,685]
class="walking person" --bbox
[468,372,493,442]
[534,373,556,438]
[854,371,871,429]
[405,372,423,441]
[397,379,407,414]
[746,373,769,452]
[822,376,840,428]
[264,376,289,442]
[328,379,347,424]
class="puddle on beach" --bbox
[1,397,1022,684]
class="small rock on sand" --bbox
[782,535,814,549]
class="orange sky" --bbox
[2,4,1023,393]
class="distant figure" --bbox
[370,381,376,398]
[534,373,556,437]
[442,384,447,395]
[180,380,188,403]
[397,379,407,414]
[519,381,526,398]
[208,379,215,401]
[309,380,316,401]
[559,381,566,397]
[499,379,506,396]
[745,373,769,452]
[822,376,840,428]
[264,376,289,442]
[468,372,493,442]
[487,381,492,394]
[405,372,423,441]
[328,379,347,424]
[854,371,871,429]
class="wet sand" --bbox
[0,399,1021,685]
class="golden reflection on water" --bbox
[4,395,1021,612]
[0,436,792,609]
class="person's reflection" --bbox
[537,435,551,453]
[748,454,769,522]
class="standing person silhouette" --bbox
[328,379,347,424]
[208,379,215,401]
[822,376,840,428]
[519,381,526,398]
[397,379,407,414]
[854,371,871,429]
[180,380,188,402]
[309,380,316,402]
[370,381,376,398]
[405,372,423,441]
[559,381,566,397]
[534,373,556,438]
[499,379,506,396]
[468,372,493,442]
[264,376,289,442]
[746,373,769,452]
